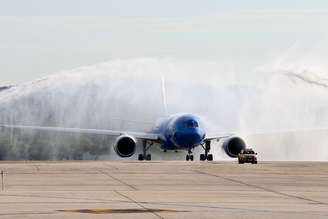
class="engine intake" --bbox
[114,135,136,158]
[222,136,246,158]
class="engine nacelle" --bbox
[222,136,246,158]
[113,135,136,158]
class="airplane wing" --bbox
[205,134,234,142]
[206,127,328,141]
[0,124,160,141]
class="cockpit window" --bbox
[185,120,199,128]
[194,121,199,127]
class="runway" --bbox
[0,161,327,218]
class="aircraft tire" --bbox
[207,154,213,161]
[186,155,189,161]
[190,155,194,161]
[146,154,151,161]
[200,154,206,161]
[138,154,144,161]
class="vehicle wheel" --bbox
[190,155,194,161]
[200,154,206,161]
[238,159,243,164]
[253,161,257,164]
[207,154,213,161]
[146,154,151,161]
[186,155,189,161]
[138,154,144,161]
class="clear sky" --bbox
[0,0,328,84]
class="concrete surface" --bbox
[0,161,327,218]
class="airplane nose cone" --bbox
[174,130,203,147]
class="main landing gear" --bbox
[138,140,153,161]
[200,140,213,161]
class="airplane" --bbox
[0,113,246,161]
[0,74,248,161]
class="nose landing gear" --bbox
[200,140,213,161]
[186,148,194,161]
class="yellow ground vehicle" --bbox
[238,148,257,164]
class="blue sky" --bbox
[0,1,327,84]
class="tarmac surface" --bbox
[0,160,327,219]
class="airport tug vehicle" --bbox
[238,148,257,164]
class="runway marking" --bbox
[115,190,165,219]
[102,162,119,170]
[138,201,328,217]
[0,201,326,217]
[98,170,138,190]
[58,208,187,214]
[0,193,327,217]
[194,170,328,206]
[0,193,117,203]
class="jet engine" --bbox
[222,136,246,158]
[114,135,137,157]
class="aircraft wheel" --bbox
[186,155,189,161]
[190,155,194,161]
[146,154,151,161]
[200,154,206,161]
[138,154,144,161]
[207,154,213,161]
